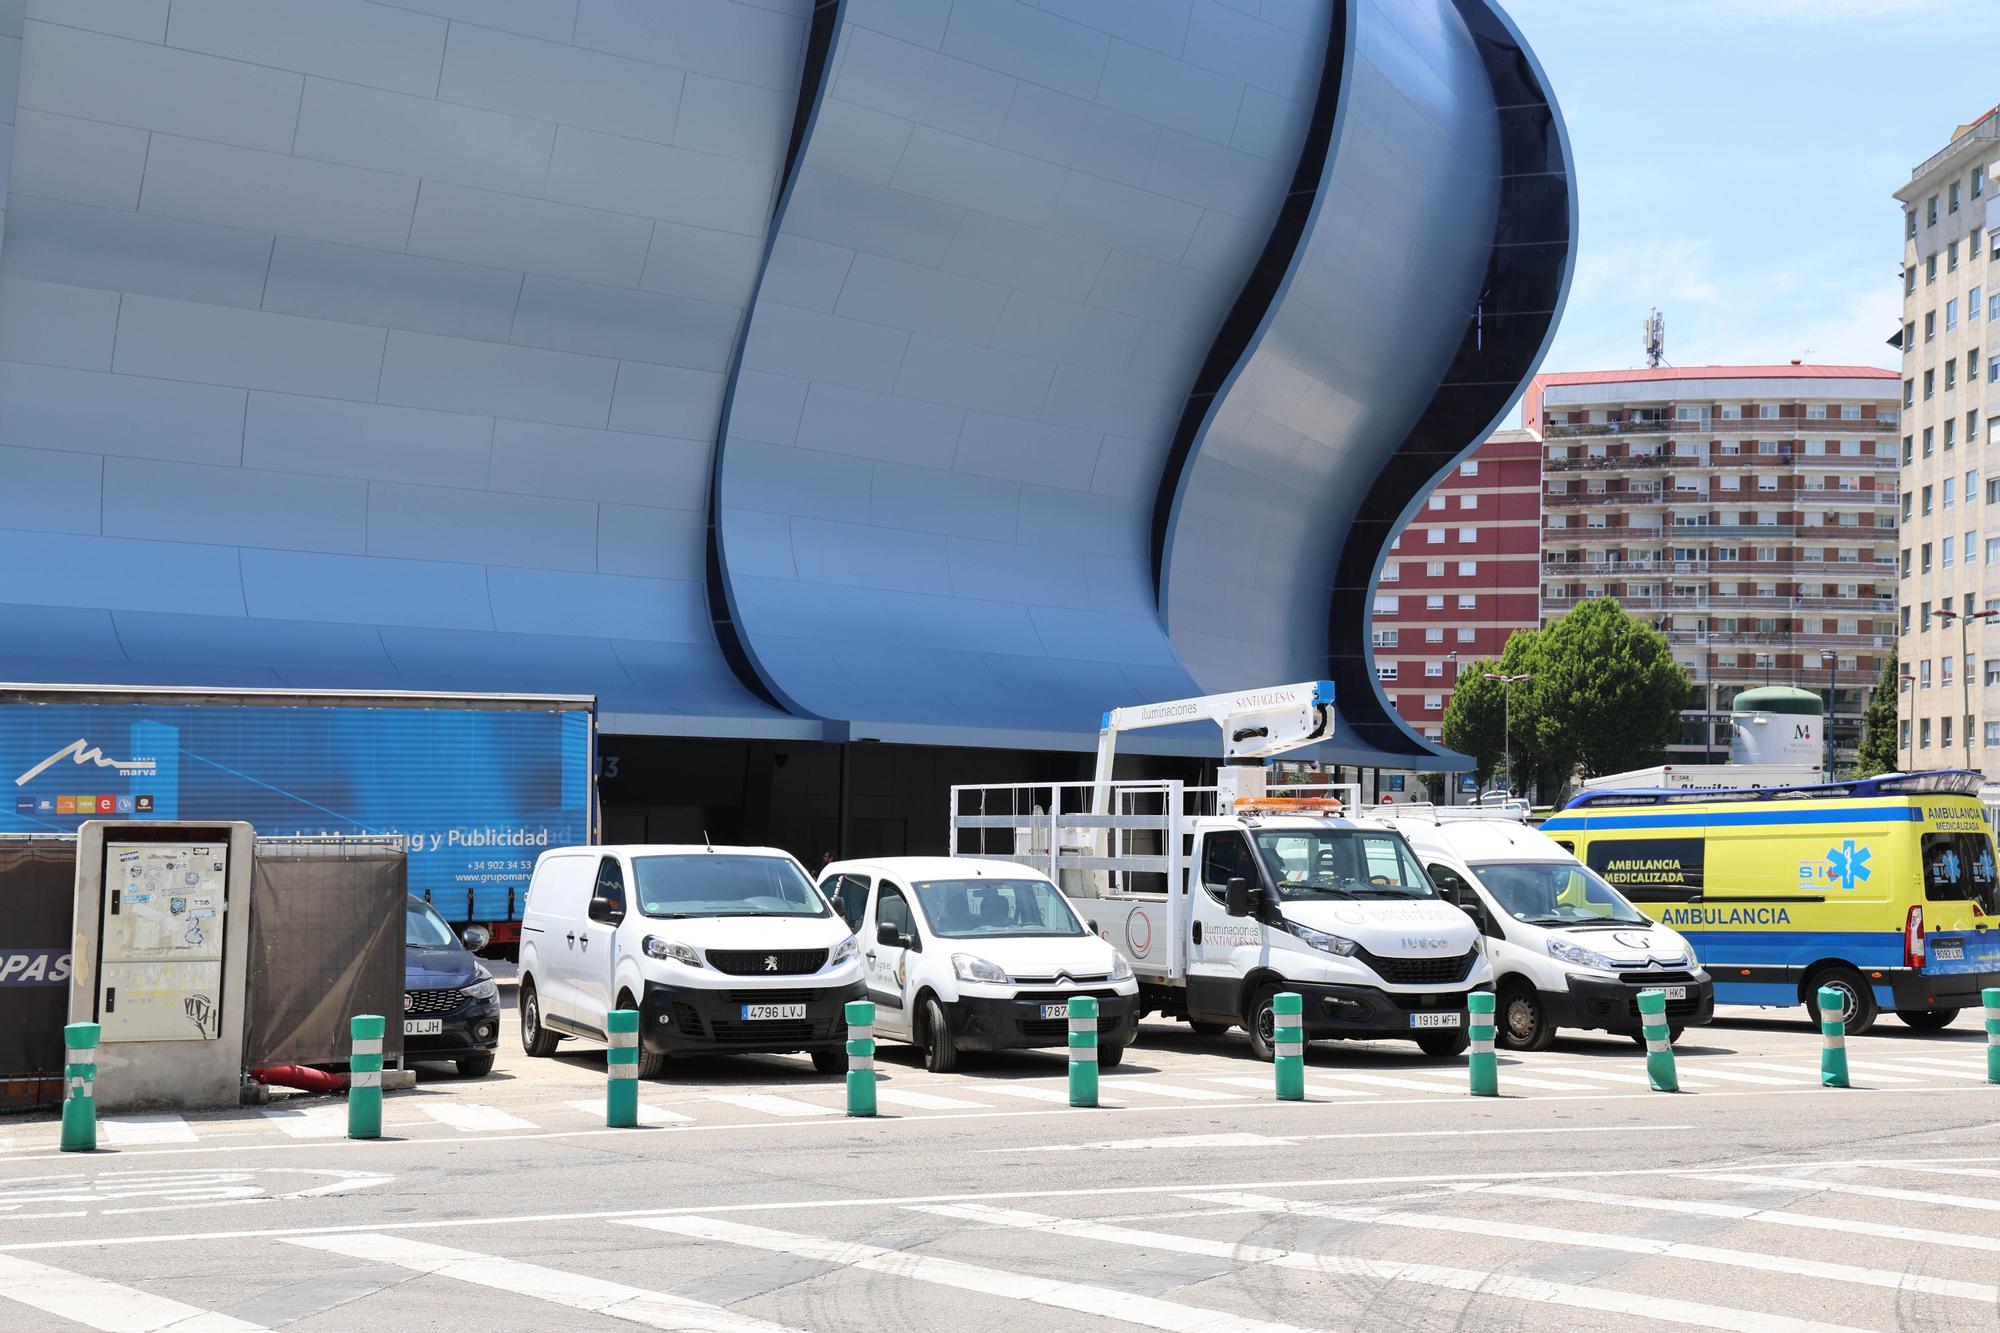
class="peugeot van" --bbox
[819,857,1139,1072]
[518,844,865,1077]
[1374,807,1712,1049]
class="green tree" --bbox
[1440,628,1541,791]
[1851,650,1900,777]
[1529,599,1691,784]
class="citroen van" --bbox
[1373,807,1711,1049]
[518,844,866,1077]
[819,857,1139,1072]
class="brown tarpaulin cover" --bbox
[247,839,406,1066]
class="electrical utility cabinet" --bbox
[68,821,254,1111]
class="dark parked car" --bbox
[404,896,500,1077]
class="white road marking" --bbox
[1201,1075,1374,1098]
[702,1094,838,1119]
[1534,1065,1693,1088]
[1474,1182,2000,1253]
[413,1103,537,1133]
[1392,1066,1599,1091]
[978,1123,1687,1155]
[563,1100,694,1126]
[287,1233,803,1333]
[0,1251,265,1331]
[99,1116,198,1146]
[1865,1057,1991,1081]
[972,1083,1074,1104]
[625,1215,1308,1333]
[873,1088,992,1111]
[1097,1078,1243,1102]
[1721,1060,1924,1084]
[1314,1071,1470,1094]
[914,1202,1866,1333]
[1662,1066,1797,1086]
[1020,1133,1298,1153]
[1194,1191,1996,1304]
[1701,1173,2000,1212]
[262,1106,348,1139]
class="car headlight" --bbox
[643,935,700,967]
[1546,937,1619,972]
[1285,920,1360,956]
[953,954,1010,984]
[458,976,498,1002]
[828,935,860,967]
[1110,953,1133,981]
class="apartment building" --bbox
[1896,110,2000,774]
[1524,366,1901,767]
[1370,429,1544,742]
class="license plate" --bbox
[1661,986,1688,1000]
[403,1018,442,1035]
[1934,944,1965,961]
[742,1004,806,1021]
[1039,1003,1068,1019]
[1409,1012,1461,1029]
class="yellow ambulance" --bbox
[1539,771,2000,1033]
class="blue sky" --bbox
[1504,0,2000,387]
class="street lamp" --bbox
[1819,649,1837,778]
[1482,672,1532,795]
[1931,608,1997,772]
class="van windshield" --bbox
[913,878,1084,938]
[1252,830,1435,900]
[632,854,829,918]
[1472,861,1651,927]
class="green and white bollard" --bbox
[1467,992,1498,1096]
[845,999,877,1117]
[1273,992,1304,1100]
[348,1014,384,1139]
[1637,989,1678,1092]
[1986,988,2000,1085]
[606,1008,639,1127]
[1068,994,1099,1108]
[60,1021,99,1153]
[1818,986,1850,1089]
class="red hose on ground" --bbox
[251,1065,349,1094]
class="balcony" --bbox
[1544,416,1896,440]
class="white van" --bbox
[1374,808,1713,1049]
[518,844,865,1077]
[818,857,1139,1073]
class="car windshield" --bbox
[1472,861,1651,927]
[1252,829,1436,900]
[406,899,458,949]
[912,877,1084,938]
[632,854,829,918]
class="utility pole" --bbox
[1819,649,1837,777]
[1483,672,1532,796]
[1933,608,1997,772]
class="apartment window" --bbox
[1428,495,1446,511]
[1971,410,1981,444]
[1902,492,1914,521]
[1970,469,1979,501]
[1923,601,1933,631]
[1944,536,1956,568]
[1978,229,1987,259]
[1456,627,1474,643]
[1757,474,1778,491]
[1425,594,1444,610]
[1459,461,1479,477]
[1458,527,1476,544]
[1928,254,1939,284]
[1906,269,1917,297]
[1991,293,2000,322]
[1719,474,1741,491]
[1908,210,1919,238]
[1426,528,1444,545]
[1376,663,1397,681]
[1926,310,1938,341]
[1944,717,1955,748]
[1456,560,1476,576]
[1425,560,1444,576]
[1923,543,1934,574]
[1424,627,1443,643]
[1903,720,1913,749]
[1946,418,1957,449]
[1973,351,1983,383]
[1806,403,1827,420]
[1946,478,1957,509]
[1904,434,1915,464]
[1988,723,2000,748]
[1969,529,1979,564]
[1949,300,1960,331]
[1975,287,1985,320]
[1903,606,1913,635]
[1952,180,1962,213]
[1380,561,1400,582]
[1373,595,1399,614]
[1371,628,1398,647]
[1921,659,1933,687]
[1925,369,1935,400]
[1905,379,1915,408]
[1758,404,1778,420]
[1458,594,1476,609]
[1922,719,1932,748]
[1980,167,1990,199]
[1424,694,1443,709]
[1923,485,1934,515]
[1458,493,1477,510]
[1951,241,1962,272]
[1929,193,1939,225]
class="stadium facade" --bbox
[0,0,1573,811]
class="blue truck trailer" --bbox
[2,685,596,957]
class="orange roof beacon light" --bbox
[1232,797,1346,815]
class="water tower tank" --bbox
[1729,686,1824,766]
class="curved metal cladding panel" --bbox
[1159,0,1574,766]
[712,0,1330,734]
[0,2,808,722]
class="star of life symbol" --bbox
[1827,840,1871,891]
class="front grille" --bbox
[672,1000,703,1037]
[707,1019,819,1044]
[724,989,822,1005]
[405,988,464,1016]
[1356,947,1478,986]
[1017,1016,1122,1042]
[706,948,828,976]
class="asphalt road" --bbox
[5,1003,2000,1331]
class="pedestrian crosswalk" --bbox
[10,1161,2000,1330]
[9,1049,1997,1154]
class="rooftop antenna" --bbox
[1643,308,1666,368]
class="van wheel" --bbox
[1415,1029,1470,1058]
[1805,966,1879,1036]
[812,1047,849,1075]
[1188,1020,1232,1037]
[519,978,560,1057]
[920,996,958,1073]
[617,992,666,1078]
[1099,1043,1125,1069]
[1898,1008,1959,1031]
[1244,985,1281,1062]
[1497,982,1554,1052]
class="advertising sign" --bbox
[2,701,591,922]
[1584,836,1705,902]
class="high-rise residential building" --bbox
[1525,366,1900,769]
[1371,429,1543,744]
[1896,111,1999,774]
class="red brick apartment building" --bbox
[1370,428,1543,742]
[1524,365,1901,765]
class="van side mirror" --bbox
[877,922,902,947]
[1225,876,1252,918]
[588,894,624,925]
